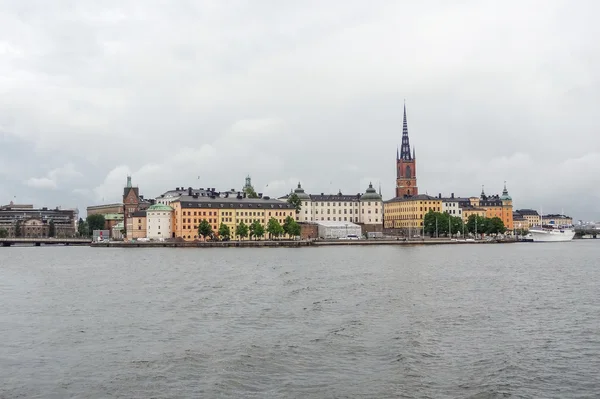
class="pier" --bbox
[0,238,92,247]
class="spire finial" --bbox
[400,101,411,160]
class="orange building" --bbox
[476,184,513,230]
[170,192,295,241]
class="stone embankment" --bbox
[91,238,517,248]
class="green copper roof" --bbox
[104,213,124,220]
[147,204,173,212]
[360,182,382,201]
[500,183,512,201]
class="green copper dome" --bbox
[293,182,311,200]
[360,182,382,201]
[500,182,512,201]
[147,204,174,212]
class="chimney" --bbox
[243,192,247,198]
[439,193,442,199]
[188,187,192,196]
[451,193,454,199]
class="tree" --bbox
[244,186,259,199]
[14,219,21,237]
[249,220,265,240]
[266,218,284,239]
[218,223,231,240]
[487,217,506,235]
[449,216,464,237]
[466,215,487,235]
[48,220,56,238]
[288,219,301,238]
[86,214,106,233]
[0,228,8,238]
[198,219,213,240]
[287,193,302,214]
[283,216,295,236]
[236,221,249,240]
[77,218,89,237]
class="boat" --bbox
[528,224,575,242]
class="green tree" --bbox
[244,186,259,199]
[249,220,265,240]
[288,219,301,238]
[48,220,56,238]
[487,217,506,235]
[198,219,213,240]
[287,193,302,214]
[266,217,284,239]
[236,221,249,240]
[449,216,464,237]
[86,214,106,233]
[218,223,231,240]
[283,216,295,236]
[467,215,488,236]
[0,228,8,238]
[423,210,441,237]
[77,218,89,237]
[14,219,21,237]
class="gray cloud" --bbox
[1,0,599,219]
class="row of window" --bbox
[180,210,290,217]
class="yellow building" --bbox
[461,206,487,222]
[514,209,540,228]
[384,194,442,230]
[130,211,147,239]
[170,194,296,241]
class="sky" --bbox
[1,0,599,220]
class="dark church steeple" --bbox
[400,102,412,161]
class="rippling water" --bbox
[1,242,599,398]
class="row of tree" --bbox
[198,216,301,241]
[422,211,506,237]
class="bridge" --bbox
[0,238,92,247]
[574,226,600,238]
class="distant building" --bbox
[146,204,173,240]
[279,182,383,225]
[0,201,77,237]
[461,205,487,222]
[155,186,214,205]
[170,193,295,241]
[123,176,151,240]
[542,214,573,226]
[514,209,541,227]
[513,212,528,231]
[315,221,362,239]
[441,193,470,218]
[474,184,514,229]
[384,194,442,231]
[86,203,124,217]
[130,211,147,239]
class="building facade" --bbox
[514,209,541,227]
[146,204,173,240]
[131,211,147,239]
[123,176,151,240]
[396,103,418,198]
[542,214,573,226]
[461,205,487,222]
[280,182,383,225]
[384,194,442,231]
[441,193,469,218]
[0,202,78,237]
[86,203,124,217]
[171,193,296,241]
[476,184,514,230]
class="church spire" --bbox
[400,101,412,161]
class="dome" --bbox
[147,204,174,212]
[360,182,382,201]
[500,183,512,201]
[293,182,311,200]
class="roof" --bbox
[516,209,539,216]
[173,195,295,210]
[360,183,382,201]
[513,213,526,221]
[543,214,571,219]
[112,222,124,229]
[147,204,173,212]
[292,183,311,200]
[314,221,360,227]
[441,197,471,203]
[461,205,487,212]
[385,194,441,203]
[131,210,147,217]
[104,213,124,220]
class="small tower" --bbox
[395,102,418,197]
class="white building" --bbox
[146,204,173,239]
[316,221,362,239]
[281,182,383,225]
[441,194,469,218]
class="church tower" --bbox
[396,103,418,197]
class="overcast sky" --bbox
[1,0,599,219]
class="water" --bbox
[1,242,599,398]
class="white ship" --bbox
[528,225,575,242]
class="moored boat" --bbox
[529,225,575,242]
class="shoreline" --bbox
[90,239,518,248]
